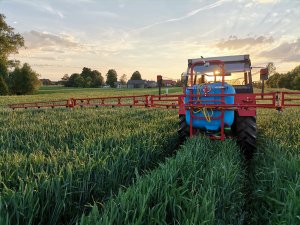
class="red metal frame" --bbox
[9,93,299,110]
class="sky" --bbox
[1,0,300,81]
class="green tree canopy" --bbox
[130,71,142,80]
[90,70,104,87]
[63,68,104,88]
[266,65,300,90]
[293,75,300,90]
[67,73,85,87]
[0,14,25,94]
[81,67,104,87]
[277,74,290,88]
[0,76,9,95]
[120,74,127,85]
[106,69,118,87]
[0,14,24,59]
[9,63,40,95]
[0,57,8,79]
[266,72,281,88]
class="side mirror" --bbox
[260,68,269,80]
[181,72,189,77]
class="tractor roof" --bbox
[188,54,251,74]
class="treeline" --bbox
[61,70,142,88]
[62,67,104,88]
[266,65,300,90]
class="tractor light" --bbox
[214,70,220,75]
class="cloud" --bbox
[30,63,80,68]
[28,56,57,61]
[253,0,279,3]
[84,10,120,18]
[96,11,119,18]
[260,39,300,62]
[243,0,279,8]
[43,5,64,19]
[13,1,65,19]
[166,0,225,22]
[216,36,274,49]
[22,30,83,52]
[136,0,228,32]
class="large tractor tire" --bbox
[233,114,257,160]
[178,115,190,143]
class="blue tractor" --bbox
[178,55,257,159]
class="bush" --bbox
[9,63,40,95]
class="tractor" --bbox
[178,55,259,158]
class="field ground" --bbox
[0,86,182,108]
[0,86,299,225]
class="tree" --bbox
[0,76,9,95]
[120,74,127,85]
[130,71,142,80]
[61,74,70,81]
[266,72,281,88]
[62,68,104,88]
[106,69,118,87]
[60,74,70,86]
[277,74,290,89]
[0,14,24,93]
[293,75,300,90]
[90,70,104,87]
[252,81,263,89]
[0,57,8,80]
[9,63,40,95]
[80,67,104,87]
[0,14,24,59]
[67,73,85,87]
[290,65,300,90]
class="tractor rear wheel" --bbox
[233,114,257,160]
[178,115,190,142]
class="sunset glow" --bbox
[1,0,299,81]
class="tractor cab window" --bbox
[184,70,228,87]
[183,67,250,87]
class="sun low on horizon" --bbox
[1,0,300,81]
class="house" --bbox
[127,80,147,88]
[39,79,52,85]
[114,81,127,88]
[162,79,176,86]
[146,81,157,88]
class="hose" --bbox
[192,84,214,122]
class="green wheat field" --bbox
[0,86,299,225]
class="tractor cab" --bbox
[182,54,254,93]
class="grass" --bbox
[0,86,182,108]
[0,106,178,225]
[247,108,300,224]
[79,137,245,225]
[0,86,299,224]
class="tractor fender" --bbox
[235,94,257,116]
